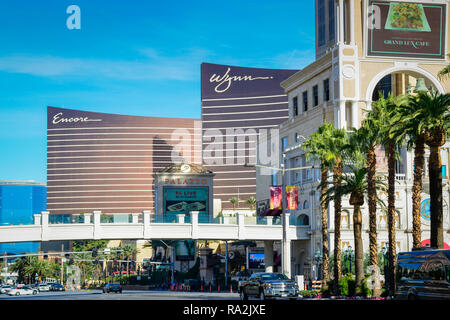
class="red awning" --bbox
[261,208,282,217]
[420,239,450,249]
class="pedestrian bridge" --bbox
[0,211,311,243]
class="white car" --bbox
[0,285,12,294]
[8,286,38,296]
[36,283,51,292]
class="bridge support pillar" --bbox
[93,210,101,240]
[237,212,245,240]
[143,210,151,239]
[282,212,292,278]
[191,211,199,239]
[264,240,274,273]
[41,211,49,241]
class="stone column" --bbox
[84,213,92,224]
[338,0,345,43]
[264,240,274,273]
[237,212,246,240]
[93,210,101,240]
[41,211,49,241]
[351,100,358,129]
[132,213,139,224]
[142,210,151,239]
[191,211,199,239]
[282,212,292,278]
[33,214,41,225]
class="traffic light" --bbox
[92,248,98,257]
[65,253,70,259]
[43,254,48,260]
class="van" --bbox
[395,249,450,300]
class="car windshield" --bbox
[260,274,289,280]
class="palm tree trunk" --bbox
[429,145,444,249]
[387,142,397,296]
[352,200,364,293]
[412,134,425,248]
[320,164,330,287]
[333,160,343,295]
[367,146,378,266]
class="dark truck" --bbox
[238,272,298,300]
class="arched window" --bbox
[303,200,309,210]
[297,214,310,226]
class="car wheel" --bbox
[33,291,37,295]
[259,290,265,300]
[15,292,20,296]
[239,290,248,301]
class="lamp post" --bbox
[345,246,354,275]
[245,162,314,278]
[314,248,323,280]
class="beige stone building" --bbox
[256,0,450,280]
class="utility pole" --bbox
[60,244,64,285]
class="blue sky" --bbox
[0,0,316,183]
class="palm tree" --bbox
[321,166,386,294]
[303,123,348,293]
[408,92,450,248]
[373,93,408,295]
[229,197,239,211]
[396,93,428,248]
[350,118,380,270]
[246,197,257,211]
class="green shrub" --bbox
[338,274,356,296]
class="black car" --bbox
[50,283,65,291]
[102,283,122,293]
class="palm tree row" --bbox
[303,90,449,296]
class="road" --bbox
[0,290,241,300]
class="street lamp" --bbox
[345,246,354,275]
[314,248,322,280]
[244,162,315,278]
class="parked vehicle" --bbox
[102,283,122,293]
[35,283,51,292]
[8,286,38,296]
[0,285,12,294]
[238,273,298,300]
[49,283,65,291]
[395,249,450,300]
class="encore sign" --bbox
[367,1,446,59]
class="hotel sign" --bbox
[367,1,446,59]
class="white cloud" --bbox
[0,48,212,81]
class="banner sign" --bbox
[270,186,282,210]
[286,186,299,210]
[367,1,446,59]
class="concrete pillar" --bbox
[132,213,139,224]
[84,213,92,224]
[237,212,246,240]
[177,214,185,224]
[349,0,355,44]
[267,216,273,226]
[191,211,199,239]
[142,210,151,239]
[264,240,274,273]
[33,214,41,225]
[41,211,49,241]
[351,100,358,129]
[93,210,101,240]
[282,212,292,278]
[339,0,345,43]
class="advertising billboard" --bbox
[286,186,299,210]
[163,186,208,215]
[270,186,282,210]
[248,253,265,269]
[367,1,446,59]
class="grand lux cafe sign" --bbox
[367,1,446,59]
